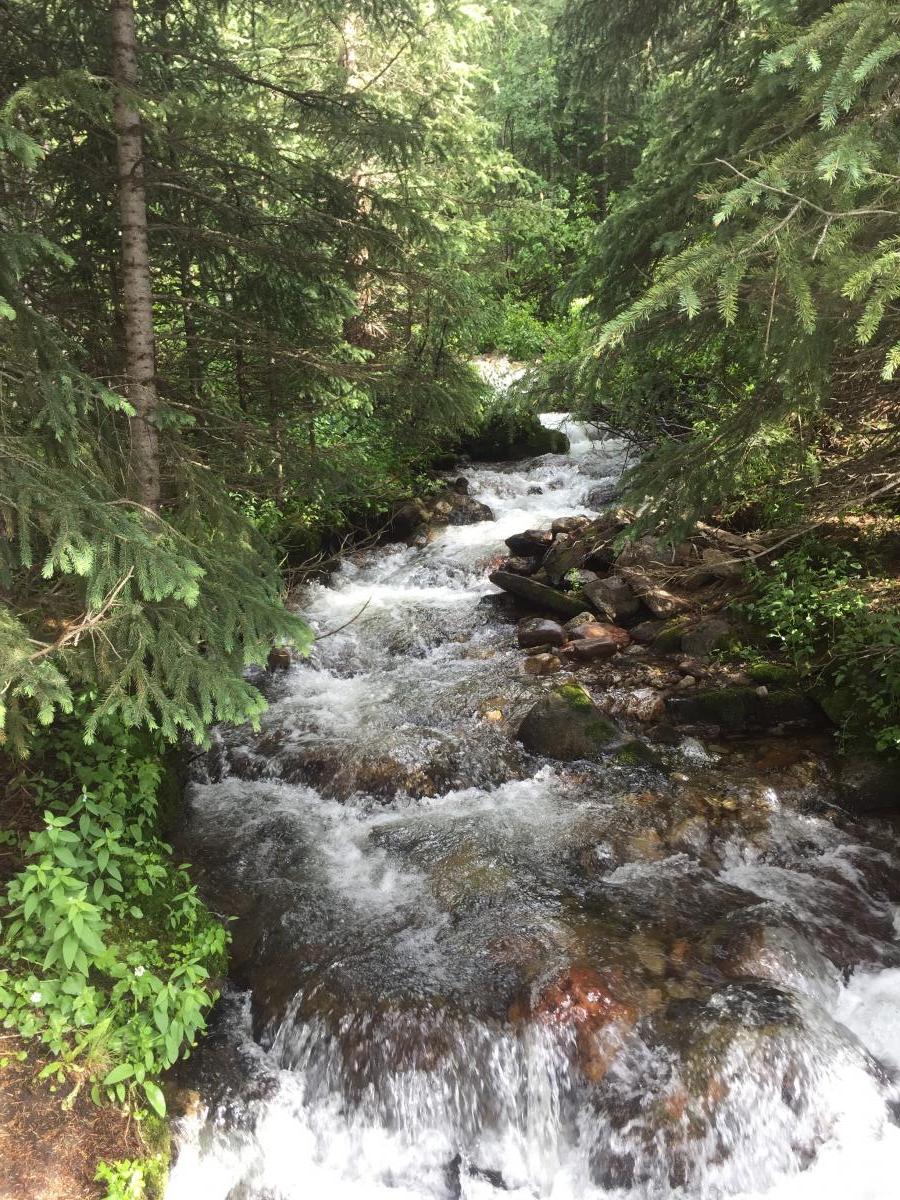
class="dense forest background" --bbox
[1,0,898,1192]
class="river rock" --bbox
[387,497,432,539]
[489,571,591,618]
[837,753,900,813]
[540,535,586,583]
[523,653,563,675]
[568,621,631,651]
[629,619,667,645]
[583,574,641,622]
[552,515,592,536]
[615,536,664,569]
[568,637,618,662]
[680,617,733,658]
[267,646,292,671]
[700,546,742,580]
[608,687,667,722]
[503,555,538,576]
[586,483,620,508]
[528,966,637,1082]
[505,529,554,557]
[446,493,494,525]
[665,687,821,733]
[565,611,597,632]
[517,684,619,760]
[619,568,692,618]
[518,617,567,648]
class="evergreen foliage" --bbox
[547,0,899,530]
[1,0,525,751]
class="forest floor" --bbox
[0,1037,144,1200]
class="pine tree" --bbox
[548,0,900,529]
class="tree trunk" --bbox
[111,0,161,512]
[340,16,375,348]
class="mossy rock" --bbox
[811,683,855,726]
[653,617,693,653]
[556,682,594,712]
[747,662,801,689]
[613,740,666,770]
[464,415,570,462]
[517,686,618,761]
[665,686,820,733]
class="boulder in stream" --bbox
[517,683,619,760]
[505,528,554,557]
[567,621,631,650]
[680,617,733,658]
[837,753,900,814]
[583,574,641,622]
[567,637,618,662]
[523,966,638,1083]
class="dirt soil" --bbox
[0,1038,145,1200]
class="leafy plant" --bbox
[744,544,900,753]
[95,1152,168,1200]
[0,715,228,1114]
[744,547,868,671]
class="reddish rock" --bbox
[533,966,634,1029]
[529,966,637,1082]
[568,621,631,650]
[568,638,618,662]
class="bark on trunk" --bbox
[111,0,161,512]
[340,16,376,348]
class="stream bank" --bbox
[165,416,900,1200]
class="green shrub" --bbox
[744,545,900,753]
[0,715,227,1114]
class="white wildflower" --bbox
[134,965,145,978]
[30,991,42,1004]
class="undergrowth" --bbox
[744,544,900,754]
[0,711,227,1118]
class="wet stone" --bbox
[505,528,554,556]
[523,653,563,675]
[567,637,618,662]
[517,616,567,648]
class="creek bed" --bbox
[166,416,900,1200]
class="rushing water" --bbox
[167,415,900,1200]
